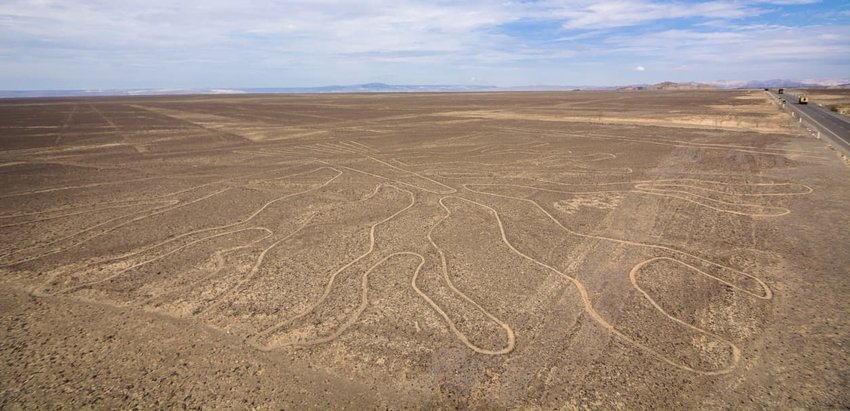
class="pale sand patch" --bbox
[436,110,791,133]
[130,105,328,141]
[553,193,625,215]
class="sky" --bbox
[1,0,849,89]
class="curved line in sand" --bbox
[439,195,748,374]
[464,185,772,299]
[249,184,417,350]
[417,197,517,355]
[466,183,796,217]
[26,167,342,289]
[250,252,425,349]
[50,227,274,295]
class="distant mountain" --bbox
[618,81,718,91]
[711,78,850,89]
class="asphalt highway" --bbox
[769,91,850,155]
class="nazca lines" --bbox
[0,164,323,265]
[26,166,343,293]
[399,145,810,217]
[1,137,812,376]
[447,191,763,375]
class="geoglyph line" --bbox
[196,214,318,315]
[345,140,377,152]
[363,155,457,193]
[249,184,416,350]
[417,197,517,355]
[32,167,344,287]
[466,183,791,217]
[437,195,751,374]
[3,166,330,265]
[463,185,772,300]
[0,200,176,228]
[1,188,231,266]
[251,252,425,348]
[495,127,828,159]
[0,176,161,199]
[51,227,274,295]
[324,160,457,195]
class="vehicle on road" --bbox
[799,96,808,105]
[778,88,785,94]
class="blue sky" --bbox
[1,0,848,89]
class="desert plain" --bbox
[0,90,849,408]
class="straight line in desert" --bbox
[50,227,274,296]
[87,104,119,130]
[466,183,789,217]
[364,155,457,193]
[509,175,812,197]
[54,103,79,144]
[492,174,813,203]
[393,151,617,167]
[0,176,161,199]
[302,146,342,155]
[0,163,309,220]
[1,188,231,266]
[127,104,253,142]
[493,126,827,159]
[577,132,827,159]
[339,141,374,153]
[0,142,136,158]
[0,199,177,228]
[323,156,457,195]
[35,167,343,290]
[316,143,358,154]
[4,166,331,265]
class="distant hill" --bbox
[711,78,850,89]
[618,81,718,91]
[714,79,810,89]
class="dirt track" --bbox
[1,90,848,408]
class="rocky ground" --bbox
[1,90,848,408]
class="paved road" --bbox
[769,91,850,155]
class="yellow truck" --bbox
[798,96,808,105]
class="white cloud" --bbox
[634,65,646,71]
[604,25,850,63]
[552,0,760,30]
[758,0,819,4]
[0,0,847,88]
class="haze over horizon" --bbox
[1,0,849,90]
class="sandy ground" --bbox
[1,90,848,409]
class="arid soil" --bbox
[1,90,848,409]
